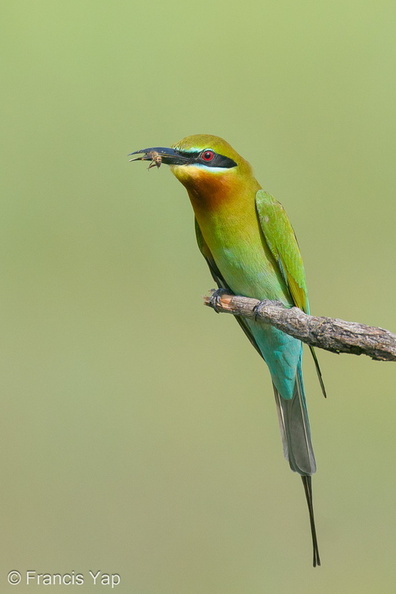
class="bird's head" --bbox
[130,134,260,205]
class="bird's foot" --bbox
[253,299,284,322]
[208,288,228,313]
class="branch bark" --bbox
[203,292,396,362]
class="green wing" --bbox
[255,189,309,313]
[255,190,326,397]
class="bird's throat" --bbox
[172,166,260,216]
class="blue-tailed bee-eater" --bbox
[130,134,326,566]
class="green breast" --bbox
[200,206,292,304]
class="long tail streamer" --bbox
[301,475,321,567]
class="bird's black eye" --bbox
[200,149,215,162]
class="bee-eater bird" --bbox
[130,134,325,567]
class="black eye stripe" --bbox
[177,150,237,169]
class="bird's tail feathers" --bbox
[273,368,316,475]
[301,475,321,567]
[273,372,320,566]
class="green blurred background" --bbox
[2,1,396,592]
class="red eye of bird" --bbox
[201,150,215,162]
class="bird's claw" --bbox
[253,299,284,321]
[209,288,228,313]
[252,299,272,321]
[253,300,265,321]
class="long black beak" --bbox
[128,146,189,168]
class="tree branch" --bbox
[203,291,396,362]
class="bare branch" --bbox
[203,292,396,362]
